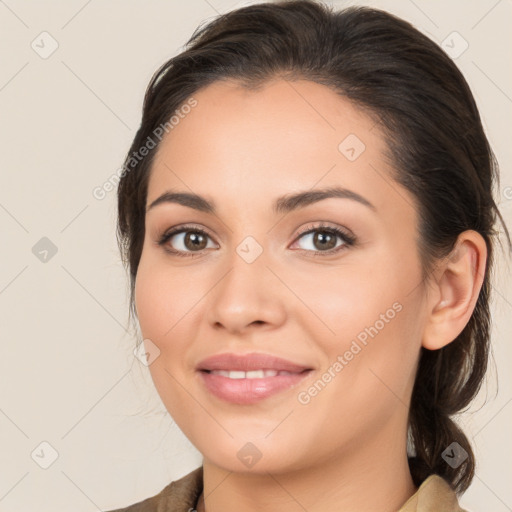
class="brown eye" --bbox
[298,228,351,252]
[183,231,208,251]
[158,227,217,256]
[311,230,337,251]
[294,226,354,253]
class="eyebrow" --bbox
[146,186,376,215]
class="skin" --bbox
[134,78,487,512]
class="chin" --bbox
[197,437,308,476]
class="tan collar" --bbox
[398,474,467,511]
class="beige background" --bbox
[0,0,511,510]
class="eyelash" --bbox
[157,222,357,258]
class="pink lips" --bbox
[196,352,313,405]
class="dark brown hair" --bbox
[117,0,511,495]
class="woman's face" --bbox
[135,79,428,473]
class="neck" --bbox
[197,423,418,512]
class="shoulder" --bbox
[398,474,468,512]
[105,466,203,512]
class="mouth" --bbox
[196,352,314,404]
[196,351,313,373]
[202,369,306,378]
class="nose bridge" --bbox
[206,234,286,332]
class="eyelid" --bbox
[159,223,217,242]
[293,222,355,242]
[290,222,356,253]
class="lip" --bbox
[196,352,313,405]
[196,352,312,373]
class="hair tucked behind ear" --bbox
[407,282,492,491]
[116,0,511,494]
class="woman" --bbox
[109,1,510,510]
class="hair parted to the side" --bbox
[116,0,511,495]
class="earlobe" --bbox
[421,230,487,351]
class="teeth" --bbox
[209,369,293,379]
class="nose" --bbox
[206,247,287,335]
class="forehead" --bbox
[147,78,411,219]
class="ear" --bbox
[422,230,487,351]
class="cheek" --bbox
[298,248,422,392]
[134,254,203,341]
[332,288,423,419]
[134,259,202,417]
[134,263,169,339]
[289,254,399,343]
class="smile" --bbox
[207,369,297,379]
